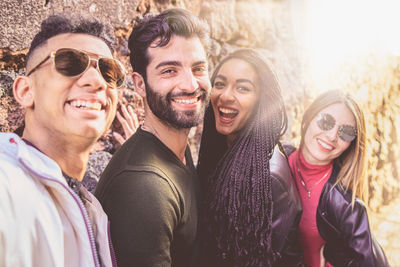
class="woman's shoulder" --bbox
[269,144,300,200]
[319,174,367,223]
[281,143,296,157]
[269,144,291,181]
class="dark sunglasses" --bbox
[27,48,126,88]
[316,113,357,142]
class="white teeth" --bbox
[317,139,333,150]
[70,100,102,111]
[219,107,237,114]
[173,98,198,104]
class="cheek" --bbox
[303,126,316,146]
[34,86,63,108]
[210,90,219,104]
[110,89,118,102]
[148,76,171,91]
[305,122,320,137]
[338,140,352,153]
[241,96,258,118]
[107,89,119,111]
[199,76,211,91]
[211,97,219,117]
[108,89,118,101]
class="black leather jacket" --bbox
[286,146,389,267]
[316,165,389,267]
[270,144,303,266]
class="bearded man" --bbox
[95,8,211,267]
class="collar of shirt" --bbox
[21,138,83,198]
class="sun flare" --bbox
[293,0,400,93]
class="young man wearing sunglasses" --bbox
[0,13,125,267]
[95,8,211,267]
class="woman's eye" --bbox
[214,81,225,88]
[237,86,250,92]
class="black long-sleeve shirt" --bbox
[95,128,200,267]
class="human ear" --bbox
[131,72,146,98]
[13,76,34,108]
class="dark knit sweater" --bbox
[95,127,200,267]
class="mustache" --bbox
[169,88,208,98]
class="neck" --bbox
[297,148,332,177]
[22,127,92,181]
[226,133,237,148]
[142,111,190,164]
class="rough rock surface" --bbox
[0,0,142,50]
[82,151,113,194]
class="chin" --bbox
[80,125,106,139]
[215,127,230,136]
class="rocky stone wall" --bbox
[1,0,399,211]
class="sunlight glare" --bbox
[300,0,400,91]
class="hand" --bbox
[113,104,140,145]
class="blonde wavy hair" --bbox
[300,90,368,204]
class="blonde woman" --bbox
[287,90,389,266]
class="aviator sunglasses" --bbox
[27,48,126,88]
[316,113,357,142]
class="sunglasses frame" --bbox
[316,112,357,142]
[26,48,126,88]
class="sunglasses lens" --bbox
[317,113,335,131]
[98,58,125,88]
[54,48,89,76]
[338,125,357,142]
[54,48,125,88]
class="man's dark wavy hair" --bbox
[128,8,210,80]
[197,49,288,266]
[27,13,117,62]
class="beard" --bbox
[145,79,210,129]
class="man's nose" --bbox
[179,69,199,93]
[77,59,107,91]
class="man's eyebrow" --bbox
[192,60,208,67]
[155,61,182,69]
[155,60,208,69]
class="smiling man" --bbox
[0,14,125,267]
[95,8,211,267]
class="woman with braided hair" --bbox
[197,49,302,267]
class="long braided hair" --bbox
[197,49,287,266]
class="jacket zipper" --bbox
[108,221,118,267]
[21,161,101,267]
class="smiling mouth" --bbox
[170,88,207,105]
[317,138,333,150]
[68,100,104,111]
[171,96,201,104]
[219,107,238,119]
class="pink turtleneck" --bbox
[288,149,333,267]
